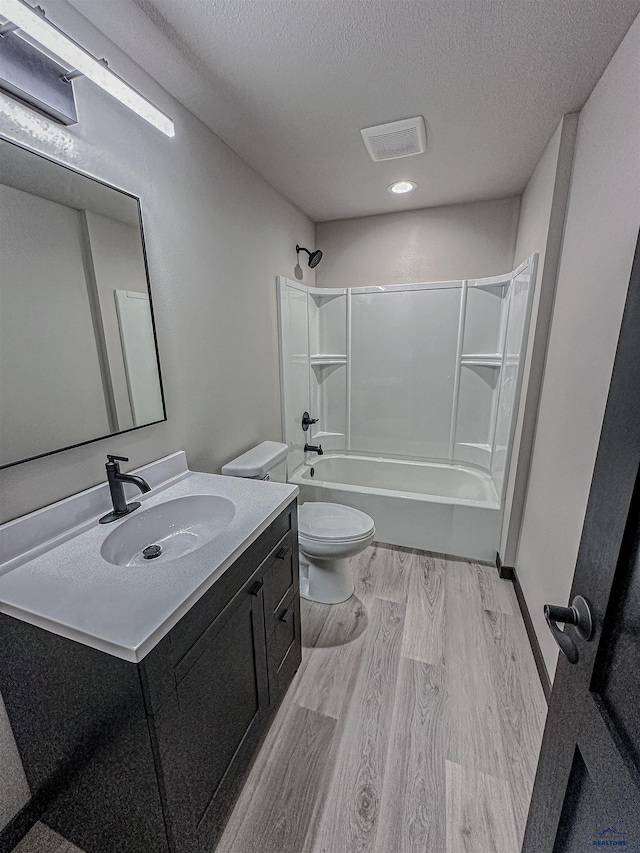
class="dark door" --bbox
[523,232,640,851]
[152,582,269,853]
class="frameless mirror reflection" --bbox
[0,137,166,468]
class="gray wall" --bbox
[315,197,520,288]
[0,0,315,529]
[515,12,640,680]
[0,0,314,828]
[499,115,578,562]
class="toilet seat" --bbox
[298,502,375,543]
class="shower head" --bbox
[296,244,323,268]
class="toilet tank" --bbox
[221,441,289,482]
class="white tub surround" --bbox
[0,452,297,662]
[290,455,500,561]
[278,258,537,561]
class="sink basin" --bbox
[101,495,236,567]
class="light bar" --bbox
[0,0,175,136]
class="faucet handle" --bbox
[107,454,129,463]
[301,412,319,431]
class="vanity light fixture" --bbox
[0,0,175,135]
[388,180,417,194]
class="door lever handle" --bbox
[544,595,593,664]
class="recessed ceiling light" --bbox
[388,180,417,194]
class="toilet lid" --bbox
[298,502,375,542]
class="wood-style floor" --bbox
[15,543,547,853]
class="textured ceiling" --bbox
[67,0,640,222]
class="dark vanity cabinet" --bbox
[0,500,301,853]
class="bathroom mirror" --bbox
[0,136,166,469]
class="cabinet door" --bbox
[152,583,269,853]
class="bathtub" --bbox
[289,454,502,562]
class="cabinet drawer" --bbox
[270,537,295,606]
[273,639,302,704]
[268,587,301,705]
[170,506,294,666]
[272,587,297,666]
[264,531,298,636]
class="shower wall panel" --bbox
[317,294,347,354]
[349,286,461,459]
[491,259,536,497]
[454,279,509,469]
[277,278,309,474]
[455,365,498,450]
[462,285,505,355]
[312,293,347,451]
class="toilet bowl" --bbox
[298,502,375,604]
[221,443,375,605]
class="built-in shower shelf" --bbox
[468,278,510,293]
[461,354,502,367]
[310,354,347,366]
[308,287,347,301]
[313,431,345,440]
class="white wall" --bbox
[315,197,520,288]
[499,115,577,563]
[0,0,314,829]
[515,13,640,680]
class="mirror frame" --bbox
[0,135,167,470]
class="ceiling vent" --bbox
[360,116,426,162]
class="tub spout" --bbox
[304,443,323,456]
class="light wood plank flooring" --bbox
[220,544,547,853]
[15,544,547,853]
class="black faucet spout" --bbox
[99,455,152,524]
[116,473,152,494]
[304,443,324,456]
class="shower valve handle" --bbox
[301,412,319,431]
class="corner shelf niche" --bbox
[310,353,347,367]
[461,353,502,368]
[308,287,347,302]
[467,278,510,293]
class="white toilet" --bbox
[222,442,375,604]
[297,501,375,603]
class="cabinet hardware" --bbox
[248,580,264,596]
[276,547,290,560]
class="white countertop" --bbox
[0,464,297,662]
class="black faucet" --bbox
[99,454,152,524]
[304,443,324,456]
